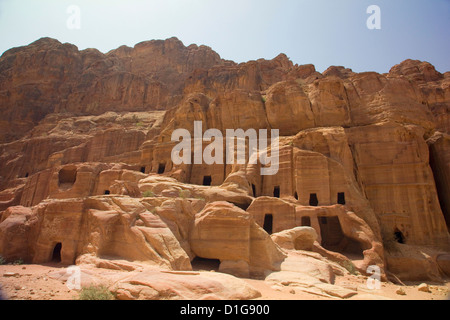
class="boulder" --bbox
[0,206,34,262]
[111,269,261,300]
[189,201,286,277]
[417,283,430,293]
[264,252,357,299]
[271,226,318,251]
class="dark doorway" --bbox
[301,216,311,227]
[273,186,280,198]
[191,257,220,272]
[337,192,346,205]
[157,163,166,174]
[318,216,363,257]
[24,172,29,178]
[319,217,344,251]
[394,229,405,244]
[58,166,77,187]
[263,214,273,234]
[294,191,298,200]
[309,193,319,206]
[52,243,62,263]
[140,166,146,174]
[251,184,256,197]
[319,217,343,250]
[319,217,340,248]
[104,190,110,195]
[203,175,212,186]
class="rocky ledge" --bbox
[0,37,449,300]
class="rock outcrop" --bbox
[190,201,286,278]
[0,37,449,287]
[271,226,318,251]
[0,37,225,144]
[111,269,262,300]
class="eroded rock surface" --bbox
[0,37,449,295]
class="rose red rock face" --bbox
[0,37,449,282]
[0,37,225,144]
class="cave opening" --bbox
[140,166,146,174]
[251,184,256,197]
[104,190,110,195]
[273,186,280,198]
[263,214,273,234]
[394,229,405,244]
[309,193,319,206]
[203,175,212,186]
[191,257,220,272]
[319,216,363,258]
[294,191,298,200]
[157,163,166,174]
[52,243,62,263]
[58,166,77,188]
[337,192,346,205]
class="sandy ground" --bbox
[0,263,449,300]
[0,263,79,300]
[246,274,450,300]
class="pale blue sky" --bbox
[0,0,449,73]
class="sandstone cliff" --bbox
[0,37,449,283]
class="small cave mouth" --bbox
[309,193,319,206]
[203,175,212,186]
[104,190,111,195]
[337,192,346,205]
[52,242,62,263]
[140,166,146,174]
[319,216,364,259]
[263,214,273,234]
[157,163,166,174]
[191,257,220,271]
[394,229,405,244]
[251,184,256,197]
[58,166,77,188]
[273,186,280,198]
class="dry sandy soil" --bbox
[0,263,449,301]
